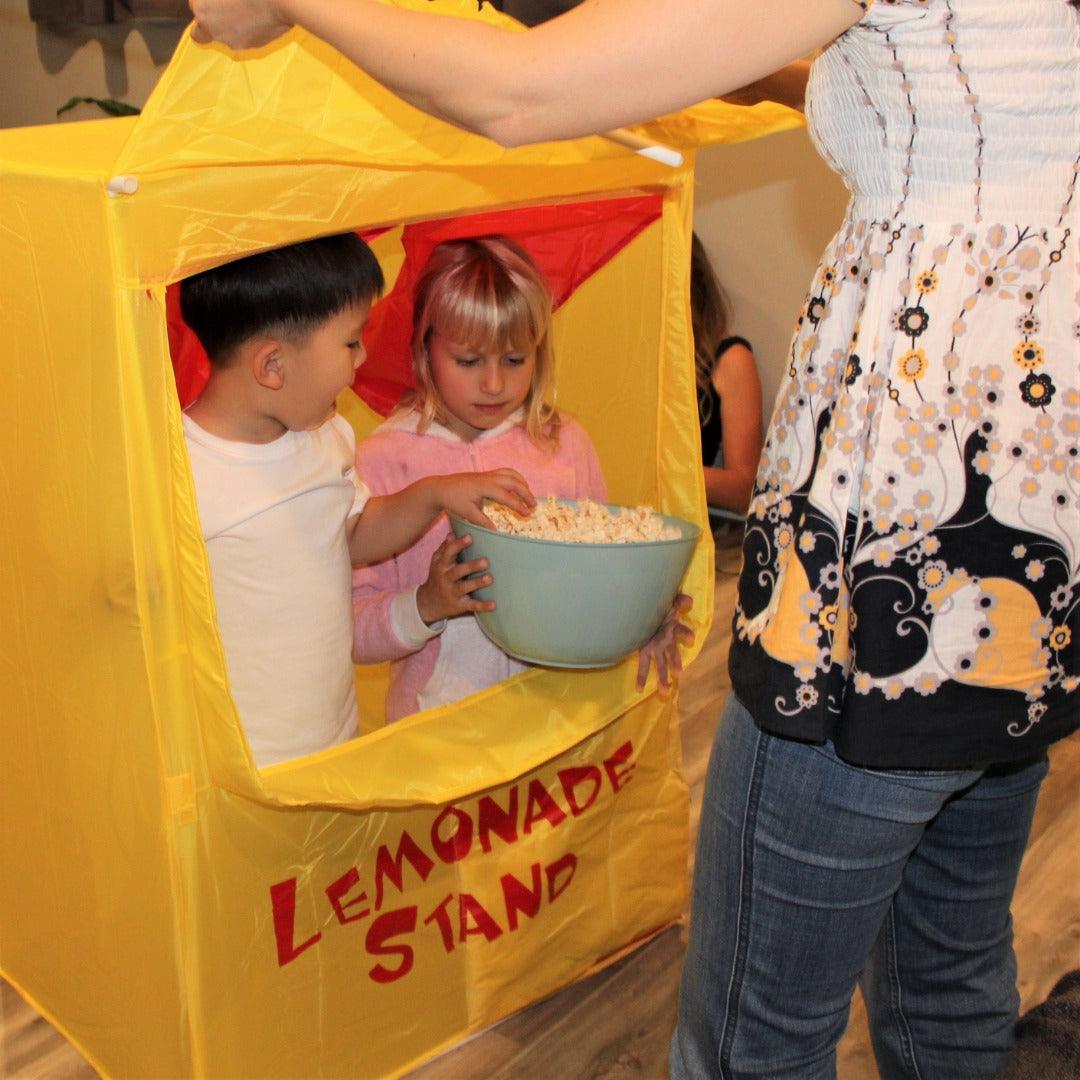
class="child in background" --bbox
[352,235,692,722]
[180,233,534,767]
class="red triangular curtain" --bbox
[167,195,662,413]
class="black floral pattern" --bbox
[730,0,1079,769]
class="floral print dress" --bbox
[730,0,1080,767]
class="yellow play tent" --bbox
[0,5,801,1076]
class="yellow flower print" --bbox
[898,349,928,381]
[872,546,894,568]
[1013,340,1044,370]
[916,269,939,294]
[883,679,904,701]
[918,561,949,590]
[818,604,839,630]
[1017,246,1041,271]
[798,531,817,554]
[854,672,873,695]
[915,673,941,696]
[1049,626,1072,652]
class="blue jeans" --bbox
[670,694,1048,1080]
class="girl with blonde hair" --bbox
[352,235,688,721]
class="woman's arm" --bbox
[189,0,861,145]
[704,341,763,515]
[721,59,812,112]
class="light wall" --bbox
[0,0,182,128]
[693,129,850,413]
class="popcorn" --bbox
[485,497,681,543]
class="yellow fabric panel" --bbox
[0,174,188,1077]
[183,696,686,1079]
[634,98,806,151]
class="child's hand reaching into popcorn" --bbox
[636,593,694,692]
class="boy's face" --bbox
[277,300,371,430]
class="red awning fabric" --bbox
[167,195,662,414]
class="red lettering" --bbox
[522,778,568,834]
[477,788,519,852]
[500,862,543,932]
[366,906,418,984]
[326,867,370,926]
[603,740,636,793]
[423,893,456,954]
[431,806,473,864]
[269,877,322,967]
[458,893,503,943]
[558,765,603,816]
[374,831,435,909]
[546,853,578,902]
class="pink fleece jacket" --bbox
[352,409,606,723]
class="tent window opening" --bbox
[167,197,666,769]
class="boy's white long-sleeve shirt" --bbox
[183,412,368,767]
[353,410,606,723]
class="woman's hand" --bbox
[189,0,293,49]
[636,593,694,692]
[435,469,535,529]
[416,533,496,624]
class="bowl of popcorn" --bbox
[448,497,700,669]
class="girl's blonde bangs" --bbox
[430,267,543,356]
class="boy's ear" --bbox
[249,338,285,391]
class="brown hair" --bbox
[407,236,560,445]
[690,232,731,424]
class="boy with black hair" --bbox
[181,232,533,767]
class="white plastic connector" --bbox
[107,175,139,197]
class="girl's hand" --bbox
[189,0,292,49]
[416,534,496,624]
[636,594,694,693]
[437,469,535,528]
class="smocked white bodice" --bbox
[807,0,1080,226]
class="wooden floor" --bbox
[3,530,1078,1078]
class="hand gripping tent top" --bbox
[0,4,802,1075]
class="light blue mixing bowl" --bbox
[448,501,700,669]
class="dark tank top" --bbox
[699,336,752,465]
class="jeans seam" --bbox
[885,904,923,1080]
[717,725,769,1080]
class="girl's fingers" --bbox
[655,649,670,688]
[455,573,493,595]
[636,648,650,690]
[450,556,489,580]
